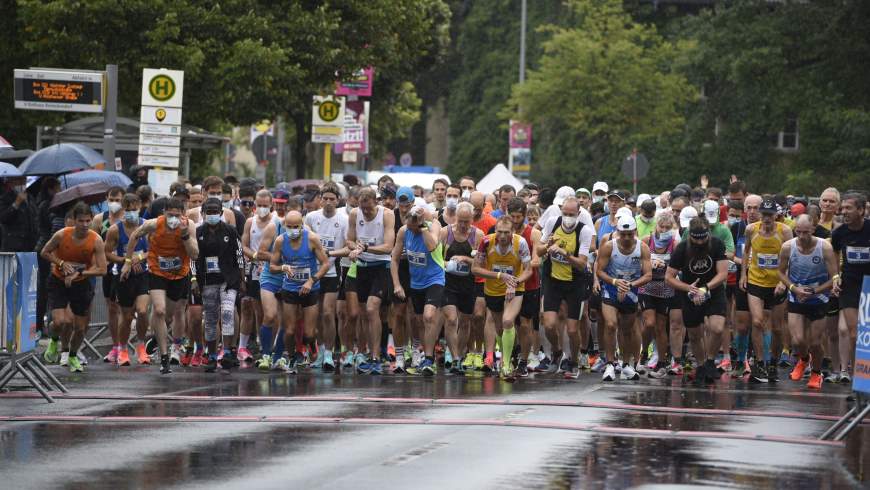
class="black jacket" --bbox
[0,191,38,252]
[194,221,245,289]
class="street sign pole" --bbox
[103,64,118,165]
[324,143,332,181]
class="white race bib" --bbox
[757,253,779,269]
[408,251,427,267]
[846,246,870,264]
[492,264,514,276]
[289,267,311,282]
[206,256,220,274]
[320,235,336,251]
[158,256,181,272]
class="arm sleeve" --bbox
[580,208,595,235]
[579,226,593,257]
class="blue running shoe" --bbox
[420,357,435,376]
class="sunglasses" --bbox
[240,200,255,207]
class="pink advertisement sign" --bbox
[336,67,374,97]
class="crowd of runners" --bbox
[37,173,870,389]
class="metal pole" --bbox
[833,398,870,441]
[275,116,285,183]
[324,144,332,181]
[103,65,118,164]
[519,0,527,84]
[183,151,190,179]
[35,125,42,150]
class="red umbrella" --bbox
[50,181,111,209]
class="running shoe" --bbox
[693,363,707,385]
[591,356,608,373]
[778,350,792,368]
[790,358,808,381]
[807,372,823,390]
[444,348,453,368]
[420,357,435,376]
[68,355,83,373]
[258,354,272,371]
[473,353,484,370]
[578,353,590,370]
[311,348,324,369]
[160,355,172,374]
[136,344,151,365]
[59,351,70,367]
[620,363,639,380]
[322,350,335,373]
[357,358,375,374]
[43,339,59,364]
[704,360,718,384]
[516,360,530,377]
[353,352,367,371]
[646,352,659,371]
[103,346,119,364]
[767,364,779,383]
[145,336,158,356]
[527,355,540,371]
[341,352,355,368]
[280,359,297,374]
[271,357,289,372]
[824,371,841,383]
[370,359,383,375]
[536,357,551,372]
[647,366,668,379]
[237,347,253,363]
[393,355,406,374]
[564,362,580,379]
[449,359,465,376]
[411,349,424,369]
[717,357,732,373]
[482,354,495,373]
[191,351,204,367]
[548,352,563,374]
[169,344,182,365]
[204,355,218,373]
[587,353,599,369]
[839,371,852,383]
[749,363,768,383]
[558,357,570,374]
[462,354,476,370]
[602,363,616,382]
[667,360,683,376]
[634,361,647,375]
[77,351,88,366]
[180,351,192,367]
[118,349,131,366]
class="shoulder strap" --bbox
[446,224,455,246]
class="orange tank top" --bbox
[147,215,190,280]
[52,228,98,281]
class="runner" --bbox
[778,215,838,389]
[188,176,236,228]
[392,205,445,376]
[389,186,417,372]
[466,191,497,371]
[438,183,462,227]
[270,211,331,374]
[40,203,107,372]
[431,178,448,211]
[508,198,542,377]
[345,187,396,374]
[304,182,348,372]
[831,192,870,384]
[818,187,840,231]
[103,193,151,366]
[240,190,276,363]
[538,197,593,379]
[121,198,198,374]
[596,213,652,381]
[91,186,125,365]
[439,202,480,375]
[741,198,793,383]
[666,217,730,385]
[472,216,533,379]
[638,211,679,379]
[253,198,288,371]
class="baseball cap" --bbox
[607,189,626,201]
[616,214,637,231]
[637,193,652,205]
[592,181,609,194]
[703,199,720,224]
[553,186,575,206]
[379,183,397,199]
[396,186,415,203]
[576,187,591,197]
[679,205,699,228]
[272,189,289,203]
[615,207,634,221]
[760,199,777,214]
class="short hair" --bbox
[71,201,93,220]
[256,189,273,201]
[527,204,541,217]
[459,176,475,187]
[432,178,448,190]
[377,175,394,187]
[189,187,202,196]
[222,183,233,194]
[671,196,689,207]
[358,187,377,202]
[136,185,153,202]
[499,184,516,196]
[107,186,125,197]
[287,195,304,211]
[517,188,531,199]
[842,192,867,210]
[223,174,239,185]
[122,193,141,208]
[728,180,747,195]
[560,196,580,211]
[165,198,185,212]
[728,200,744,211]
[239,185,257,199]
[507,197,526,215]
[349,185,362,199]
[321,181,340,198]
[656,210,675,227]
[524,183,540,192]
[821,187,841,201]
[202,176,224,190]
[495,216,514,229]
[447,183,461,193]
[456,202,474,215]
[706,187,723,199]
[172,187,190,199]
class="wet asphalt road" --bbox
[1,359,868,489]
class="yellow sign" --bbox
[155,108,167,122]
[148,75,176,102]
[318,100,341,122]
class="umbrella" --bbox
[18,143,105,176]
[0,162,23,178]
[60,169,132,190]
[50,181,112,209]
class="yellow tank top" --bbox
[748,222,785,288]
[483,234,525,296]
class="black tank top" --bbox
[445,225,476,292]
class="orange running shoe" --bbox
[136,344,151,365]
[483,352,495,373]
[790,358,808,381]
[118,349,131,366]
[807,372,822,390]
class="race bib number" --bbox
[289,267,311,282]
[408,251,427,267]
[728,260,738,273]
[453,260,470,275]
[757,253,779,269]
[158,256,181,272]
[320,235,336,251]
[360,236,378,246]
[846,246,870,264]
[206,256,220,274]
[550,250,570,264]
[493,264,514,276]
[651,253,670,268]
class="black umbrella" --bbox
[18,143,105,176]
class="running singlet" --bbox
[305,209,348,278]
[258,221,284,290]
[481,234,527,296]
[638,234,675,298]
[404,224,445,289]
[520,225,540,290]
[748,222,786,288]
[787,238,829,305]
[445,225,476,278]
[356,206,390,266]
[147,215,191,280]
[248,216,274,281]
[116,219,148,275]
[602,238,642,303]
[51,227,99,281]
[280,229,320,293]
[596,215,618,247]
[548,223,581,282]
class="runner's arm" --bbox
[83,236,108,277]
[256,223,276,261]
[104,225,124,265]
[125,219,157,259]
[390,227,406,287]
[777,241,792,288]
[39,229,63,264]
[368,209,395,255]
[739,225,754,286]
[242,217,256,261]
[817,240,838,294]
[422,220,441,252]
[269,235,285,273]
[595,241,615,285]
[707,259,729,291]
[180,224,198,260]
[310,232,331,282]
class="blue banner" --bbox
[4,253,39,353]
[854,276,870,394]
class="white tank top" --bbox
[604,238,642,281]
[356,206,390,264]
[305,209,348,277]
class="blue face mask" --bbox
[124,210,139,223]
[728,216,741,226]
[205,214,221,226]
[657,230,674,242]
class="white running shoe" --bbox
[634,361,646,375]
[411,349,423,368]
[620,363,640,380]
[646,352,659,371]
[578,353,590,370]
[170,344,182,365]
[527,354,540,371]
[59,351,70,367]
[77,351,89,365]
[602,363,616,382]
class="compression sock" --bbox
[259,326,273,357]
[501,328,516,370]
[762,331,772,364]
[273,329,286,357]
[735,333,748,362]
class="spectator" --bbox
[34,177,62,334]
[0,176,38,252]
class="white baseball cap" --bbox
[592,181,609,194]
[703,199,720,224]
[616,214,637,231]
[637,193,652,205]
[615,207,634,221]
[679,205,699,228]
[553,186,575,206]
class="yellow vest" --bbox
[483,234,525,296]
[748,222,786,288]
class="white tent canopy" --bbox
[477,163,524,195]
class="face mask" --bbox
[446,197,459,210]
[256,206,271,218]
[561,215,578,230]
[108,202,122,214]
[222,200,232,209]
[124,210,139,223]
[461,190,471,201]
[288,228,302,240]
[728,216,741,226]
[639,214,654,223]
[657,230,673,242]
[166,216,180,229]
[593,196,604,204]
[205,214,221,226]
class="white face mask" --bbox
[166,216,180,229]
[124,210,139,223]
[446,197,459,210]
[461,190,471,201]
[593,196,604,204]
[657,230,674,242]
[561,215,578,230]
[205,214,221,226]
[287,228,302,240]
[256,206,271,218]
[222,200,232,209]
[108,202,122,214]
[207,193,222,201]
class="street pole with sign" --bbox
[312,95,345,180]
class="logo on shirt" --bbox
[689,256,713,275]
[812,256,822,264]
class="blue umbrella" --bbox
[0,161,23,178]
[18,143,105,176]
[60,169,132,190]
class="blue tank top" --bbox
[116,219,148,275]
[596,215,617,247]
[787,238,829,305]
[258,220,284,289]
[281,229,320,293]
[404,227,445,289]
